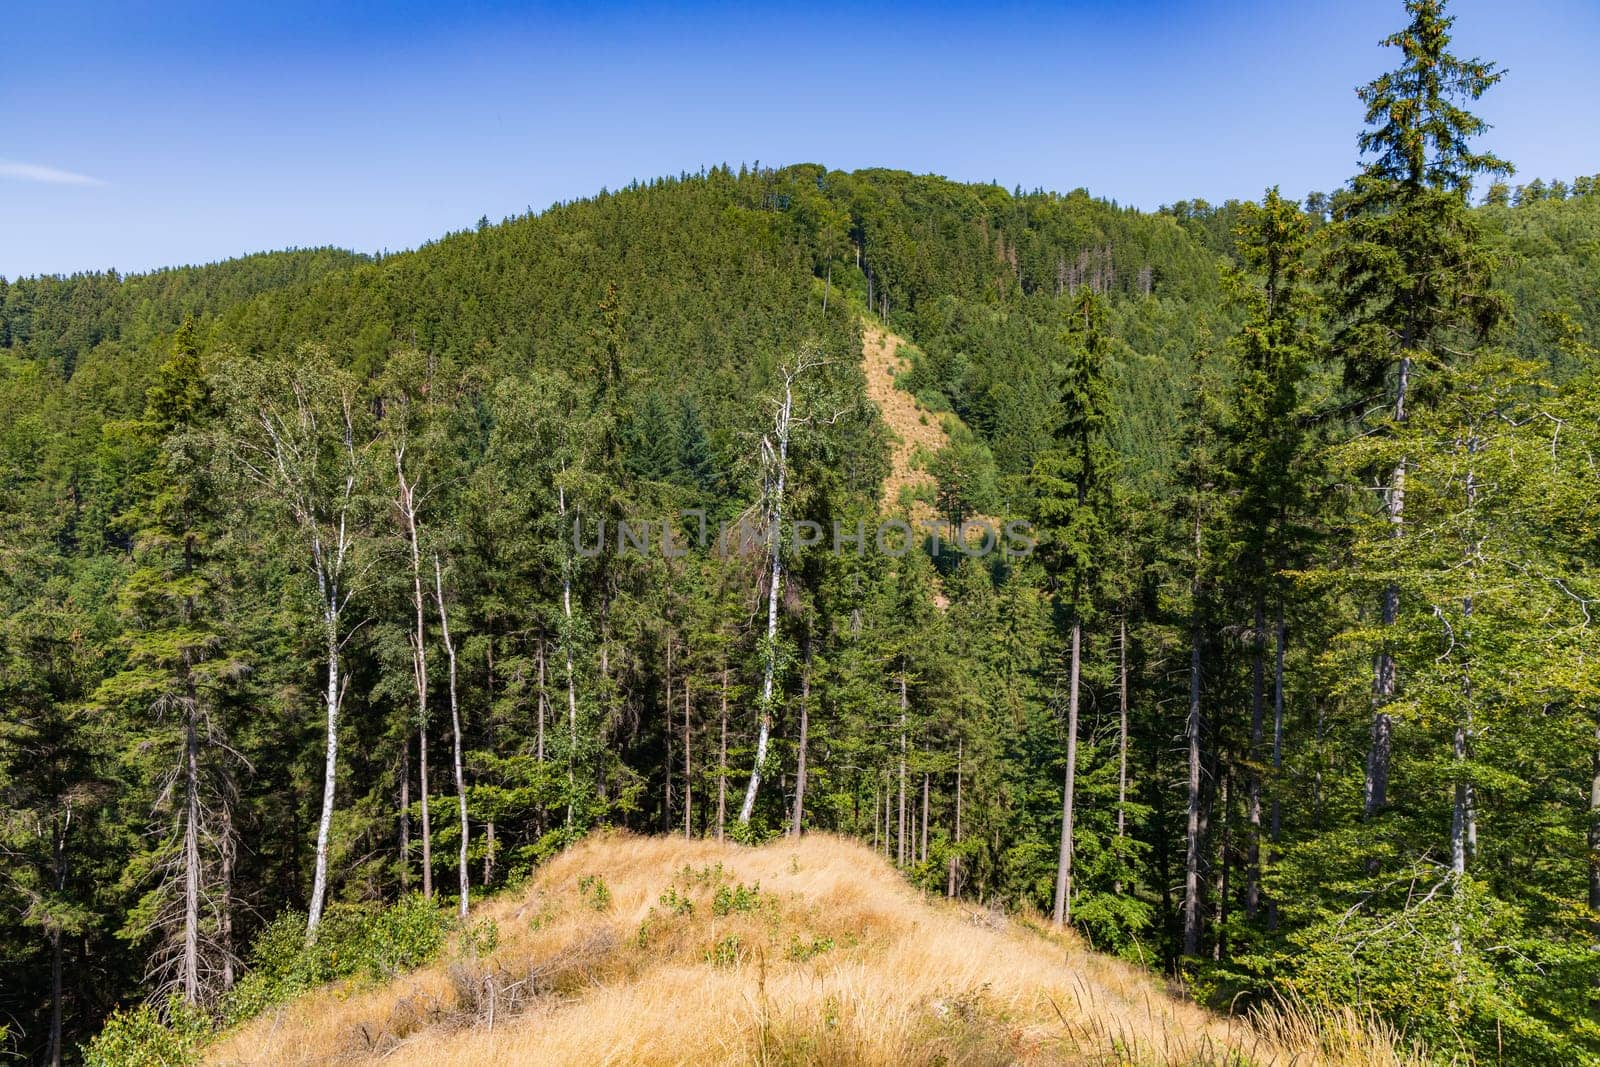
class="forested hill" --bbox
[6,137,1600,1067]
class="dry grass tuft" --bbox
[205,832,1431,1066]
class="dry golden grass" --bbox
[206,833,1431,1067]
[861,320,947,518]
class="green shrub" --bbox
[220,894,451,1023]
[578,874,612,911]
[704,934,743,967]
[711,881,762,916]
[659,886,695,916]
[82,1002,208,1067]
[458,917,500,958]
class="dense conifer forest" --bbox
[4,2,1600,1061]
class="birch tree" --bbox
[737,347,836,827]
[220,346,374,942]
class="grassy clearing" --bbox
[203,833,1436,1066]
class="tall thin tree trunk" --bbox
[1183,512,1204,957]
[396,448,433,899]
[307,610,342,940]
[1454,444,1480,884]
[1366,355,1410,820]
[876,777,889,851]
[1116,616,1129,895]
[947,740,963,898]
[717,666,729,841]
[665,637,674,832]
[739,379,793,825]
[221,798,235,991]
[1246,598,1265,921]
[1588,708,1600,944]
[182,679,201,1005]
[1268,595,1286,931]
[790,636,811,839]
[559,483,579,830]
[1052,619,1082,926]
[684,670,693,838]
[1213,769,1230,962]
[420,727,432,898]
[897,669,908,867]
[432,554,468,919]
[399,742,411,891]
[48,919,62,1067]
[47,814,68,1067]
[536,636,547,764]
[484,633,496,886]
[920,771,930,864]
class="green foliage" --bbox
[8,26,1600,1061]
[578,875,613,912]
[711,881,763,917]
[704,934,744,967]
[221,895,451,1023]
[81,1001,209,1067]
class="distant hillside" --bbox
[204,833,1424,1066]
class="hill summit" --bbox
[207,833,1421,1066]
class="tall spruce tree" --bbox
[1327,0,1511,822]
[1030,289,1114,926]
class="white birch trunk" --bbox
[433,554,469,919]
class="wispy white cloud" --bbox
[0,161,105,186]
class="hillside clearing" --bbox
[861,319,947,516]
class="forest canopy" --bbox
[3,2,1600,1063]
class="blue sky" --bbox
[3,0,1596,279]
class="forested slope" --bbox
[5,6,1600,1061]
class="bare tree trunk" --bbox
[1268,595,1286,932]
[1366,355,1410,820]
[1116,616,1128,895]
[1213,769,1230,962]
[182,685,201,1005]
[1052,619,1082,926]
[739,376,794,825]
[1183,526,1204,957]
[1589,709,1600,933]
[536,636,547,763]
[48,919,63,1067]
[396,447,433,899]
[717,666,729,841]
[307,610,342,940]
[664,637,674,832]
[483,633,496,886]
[220,797,235,991]
[897,669,908,867]
[790,636,811,839]
[399,743,411,891]
[559,483,579,830]
[920,771,930,864]
[684,670,693,838]
[947,740,963,898]
[47,815,67,1067]
[876,777,889,851]
[432,554,468,920]
[420,727,432,898]
[1246,598,1265,920]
